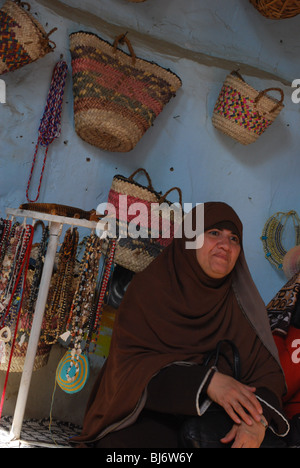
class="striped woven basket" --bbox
[249,0,300,19]
[69,32,182,152]
[101,168,183,273]
[212,71,284,145]
[0,0,56,75]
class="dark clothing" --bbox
[72,202,288,447]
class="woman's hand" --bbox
[207,372,263,426]
[220,419,266,448]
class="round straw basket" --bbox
[212,71,284,145]
[249,0,300,19]
[70,32,182,152]
[0,0,56,75]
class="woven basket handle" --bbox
[231,70,246,82]
[159,187,183,207]
[128,168,154,190]
[255,88,284,113]
[113,33,136,65]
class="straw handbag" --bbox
[69,32,182,152]
[212,71,284,145]
[101,168,183,273]
[0,0,56,75]
[249,0,300,19]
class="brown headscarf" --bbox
[73,202,284,444]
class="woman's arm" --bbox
[206,371,263,426]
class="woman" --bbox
[72,202,289,448]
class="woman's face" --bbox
[196,228,241,279]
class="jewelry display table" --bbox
[4,208,98,442]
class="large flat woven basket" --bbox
[0,0,56,75]
[69,32,182,152]
[212,71,284,145]
[249,0,300,19]
[101,168,183,273]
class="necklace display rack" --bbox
[3,207,99,444]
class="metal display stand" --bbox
[4,208,98,442]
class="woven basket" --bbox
[212,71,284,145]
[101,168,183,273]
[2,341,50,372]
[69,32,182,152]
[249,0,300,19]
[0,0,56,75]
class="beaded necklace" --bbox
[41,228,79,345]
[65,234,103,366]
[3,225,33,322]
[26,60,68,203]
[261,210,300,270]
[88,239,116,354]
[0,224,34,417]
[17,225,50,344]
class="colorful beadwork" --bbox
[26,60,68,203]
[261,211,300,270]
[214,84,271,136]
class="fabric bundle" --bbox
[100,168,183,273]
[212,71,284,145]
[0,0,56,75]
[69,32,182,152]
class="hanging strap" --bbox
[26,60,68,203]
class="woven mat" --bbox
[0,416,82,448]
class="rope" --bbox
[26,60,68,203]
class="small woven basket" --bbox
[0,0,56,75]
[212,71,284,145]
[101,168,183,273]
[69,32,182,152]
[249,0,300,19]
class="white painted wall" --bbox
[0,0,300,423]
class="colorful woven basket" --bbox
[249,0,300,19]
[212,71,284,145]
[69,32,182,152]
[101,168,183,273]
[0,0,56,75]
